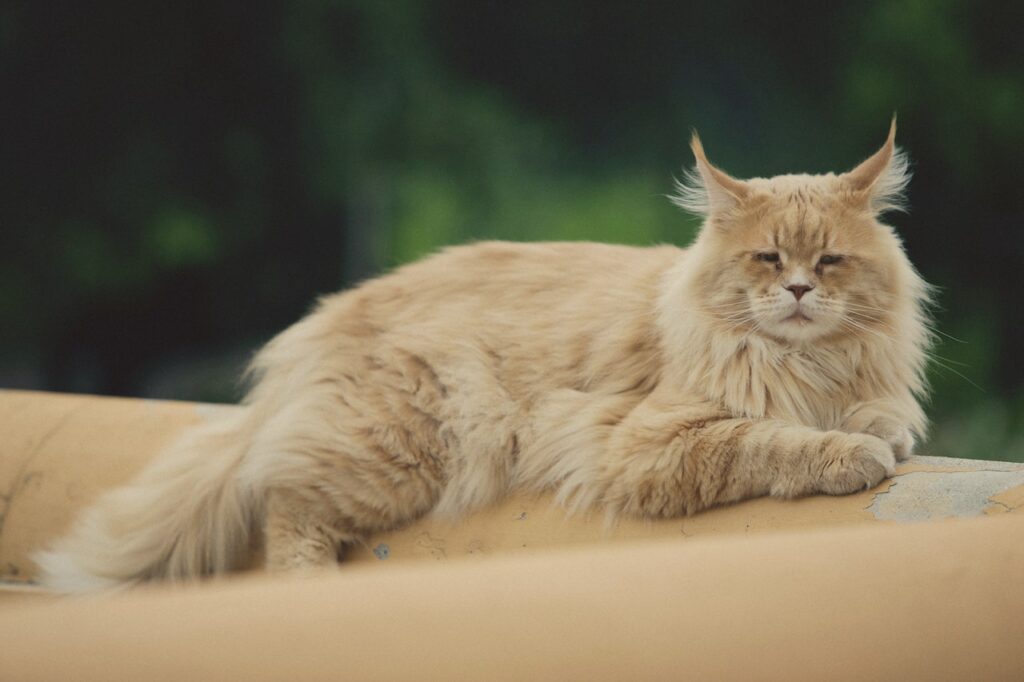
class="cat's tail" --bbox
[34,411,261,593]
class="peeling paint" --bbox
[868,468,1024,522]
[414,532,447,561]
[903,455,1024,473]
[987,484,1024,514]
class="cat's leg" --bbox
[259,437,448,574]
[840,399,920,461]
[588,398,895,519]
[245,343,461,573]
[263,487,355,573]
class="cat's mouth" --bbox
[782,309,813,324]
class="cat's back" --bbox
[257,241,683,394]
[351,240,682,318]
[429,239,679,275]
[249,240,684,430]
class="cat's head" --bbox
[672,120,923,345]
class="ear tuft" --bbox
[669,164,712,216]
[869,145,912,214]
[670,131,749,216]
[844,117,912,214]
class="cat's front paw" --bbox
[860,417,914,461]
[817,433,896,496]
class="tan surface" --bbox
[2,389,1023,586]
[345,456,1024,565]
[1,515,1022,681]
[2,390,1023,679]
[0,390,235,583]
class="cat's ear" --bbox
[671,132,750,216]
[841,117,911,214]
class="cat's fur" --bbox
[36,121,931,592]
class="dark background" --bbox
[2,1,1023,460]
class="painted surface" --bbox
[347,456,1024,566]
[0,391,234,584]
[868,458,1024,522]
[1,390,1022,586]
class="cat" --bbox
[36,120,931,591]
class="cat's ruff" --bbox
[36,121,931,591]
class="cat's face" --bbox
[676,122,911,346]
[701,179,899,344]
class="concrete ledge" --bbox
[1,516,1023,681]
[2,389,1023,584]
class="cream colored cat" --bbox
[37,121,931,591]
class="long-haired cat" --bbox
[36,121,931,591]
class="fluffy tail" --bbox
[34,412,261,593]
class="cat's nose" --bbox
[785,284,814,301]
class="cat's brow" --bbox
[770,209,831,256]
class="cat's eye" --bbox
[755,252,780,263]
[818,254,844,266]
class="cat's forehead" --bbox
[744,173,855,252]
[747,173,839,202]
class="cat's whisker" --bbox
[838,317,893,344]
[706,305,756,315]
[926,327,968,344]
[714,311,760,335]
[838,301,963,344]
[838,312,889,333]
[818,300,886,315]
[836,317,980,390]
[844,311,898,335]
[924,351,970,367]
[675,302,752,317]
[923,354,984,391]
[675,302,761,329]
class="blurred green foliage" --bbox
[1,0,1023,460]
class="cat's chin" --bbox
[761,316,834,344]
